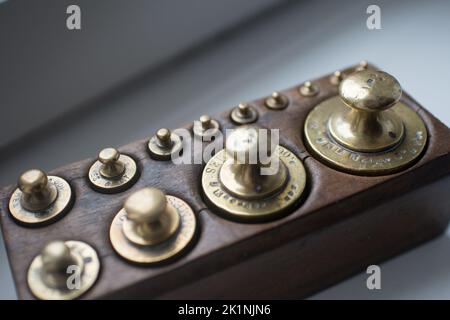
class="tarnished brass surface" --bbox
[202,126,306,222]
[88,148,138,193]
[230,103,258,124]
[299,81,319,97]
[304,70,427,175]
[9,170,73,226]
[329,71,343,86]
[329,70,404,152]
[27,240,100,300]
[148,128,183,160]
[193,115,220,140]
[265,92,289,110]
[110,188,196,264]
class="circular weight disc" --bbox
[27,241,100,300]
[9,176,73,226]
[230,107,258,125]
[88,154,138,193]
[110,196,197,265]
[148,133,183,160]
[202,146,306,222]
[304,96,427,175]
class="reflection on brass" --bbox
[331,70,404,152]
[329,71,343,86]
[356,60,369,72]
[110,187,196,264]
[27,240,100,300]
[88,147,138,193]
[265,92,289,110]
[299,81,319,97]
[193,115,220,140]
[148,128,183,160]
[231,103,258,124]
[9,169,73,226]
[304,69,427,175]
[202,126,306,222]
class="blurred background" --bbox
[1,0,450,299]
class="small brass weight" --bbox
[28,240,100,300]
[88,147,139,193]
[110,187,197,264]
[304,69,427,175]
[9,169,73,226]
[202,126,307,222]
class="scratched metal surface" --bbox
[1,0,450,299]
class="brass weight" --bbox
[304,69,427,175]
[27,240,100,300]
[110,187,197,264]
[88,147,139,193]
[202,126,307,222]
[148,128,183,160]
[9,169,73,226]
[230,103,258,124]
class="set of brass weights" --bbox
[8,64,427,299]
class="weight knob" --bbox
[147,128,183,160]
[202,125,307,222]
[27,240,100,300]
[9,169,73,226]
[304,68,427,175]
[88,147,139,193]
[110,187,197,264]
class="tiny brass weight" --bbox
[110,187,197,264]
[304,69,427,175]
[88,147,138,193]
[9,169,73,226]
[265,92,289,110]
[148,128,183,161]
[202,125,307,222]
[193,114,220,140]
[231,103,258,124]
[27,240,100,300]
[299,81,319,97]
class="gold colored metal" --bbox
[329,71,344,86]
[148,128,183,160]
[9,170,73,226]
[98,148,125,179]
[122,188,180,246]
[110,187,196,264]
[356,60,369,71]
[304,70,427,175]
[330,70,404,152]
[230,103,258,124]
[202,126,306,222]
[299,81,319,97]
[265,92,289,110]
[193,114,220,140]
[27,240,100,300]
[88,147,138,193]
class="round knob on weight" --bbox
[18,169,58,212]
[193,114,220,140]
[122,188,180,246]
[156,128,173,148]
[88,147,138,193]
[219,126,288,200]
[328,70,405,152]
[28,240,100,300]
[98,148,125,179]
[40,241,80,289]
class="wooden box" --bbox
[1,64,450,299]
